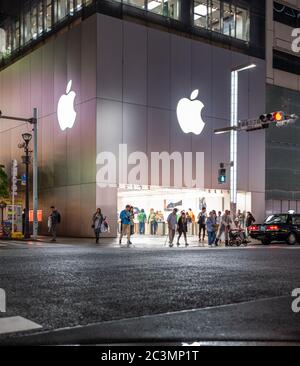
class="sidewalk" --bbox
[17,235,260,249]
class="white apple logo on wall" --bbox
[176,89,205,135]
[57,80,77,131]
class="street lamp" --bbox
[230,63,256,215]
[20,133,32,239]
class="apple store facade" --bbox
[0,12,266,237]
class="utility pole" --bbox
[20,133,32,240]
[32,108,38,240]
[0,110,38,240]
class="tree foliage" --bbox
[0,166,9,198]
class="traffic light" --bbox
[259,111,287,128]
[218,163,226,184]
[259,113,273,128]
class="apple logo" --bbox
[57,80,77,131]
[176,89,205,135]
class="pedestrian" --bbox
[119,204,132,247]
[246,211,255,237]
[130,206,135,236]
[137,209,147,235]
[49,206,61,242]
[215,211,222,234]
[188,208,195,223]
[177,210,188,247]
[148,208,158,235]
[22,208,25,235]
[92,208,104,244]
[197,207,207,243]
[215,210,232,246]
[206,211,217,247]
[246,212,256,227]
[167,208,178,247]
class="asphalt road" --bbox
[0,240,300,344]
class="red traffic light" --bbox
[273,111,285,122]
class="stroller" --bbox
[228,228,249,247]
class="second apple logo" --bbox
[176,89,205,135]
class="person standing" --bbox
[137,209,147,235]
[130,206,135,236]
[119,205,132,247]
[167,208,178,247]
[215,210,232,246]
[206,211,217,247]
[215,211,222,240]
[49,206,61,242]
[188,208,195,224]
[148,209,158,235]
[246,212,255,227]
[177,211,188,247]
[22,208,26,236]
[92,208,104,244]
[197,207,207,243]
[246,212,256,237]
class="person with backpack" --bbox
[119,204,132,247]
[49,206,61,242]
[197,207,207,243]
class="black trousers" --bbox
[199,224,206,240]
[177,230,187,243]
[95,228,101,241]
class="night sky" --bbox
[0,0,22,21]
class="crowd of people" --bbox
[46,204,256,248]
[117,205,256,248]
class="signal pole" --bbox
[32,108,38,240]
[0,109,38,240]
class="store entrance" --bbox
[117,186,252,237]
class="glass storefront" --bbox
[193,0,250,41]
[118,186,252,235]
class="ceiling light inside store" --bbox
[194,4,208,16]
[148,0,164,11]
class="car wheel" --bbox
[287,233,297,245]
[261,239,270,245]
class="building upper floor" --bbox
[0,0,265,70]
[266,0,300,91]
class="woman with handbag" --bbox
[92,208,104,244]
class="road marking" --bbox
[0,316,42,335]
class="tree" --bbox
[0,166,9,198]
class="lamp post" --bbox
[20,133,32,239]
[230,63,256,215]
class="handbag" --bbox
[101,219,110,233]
